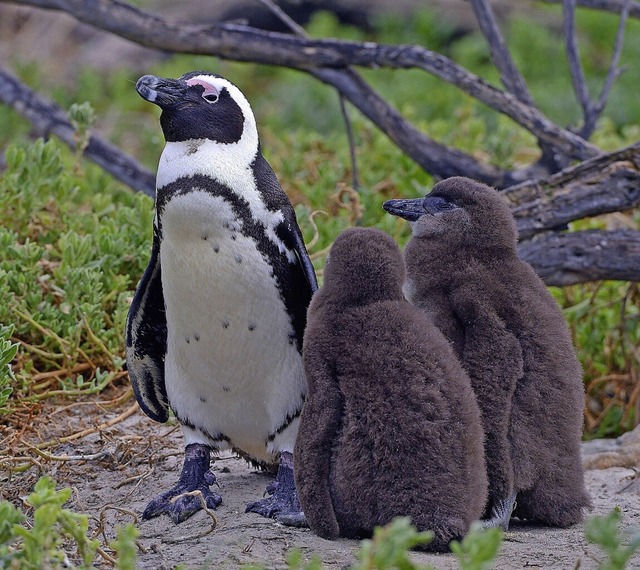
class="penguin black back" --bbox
[295,227,488,551]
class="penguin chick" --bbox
[294,227,487,552]
[126,72,317,524]
[383,177,591,530]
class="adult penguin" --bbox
[383,177,591,530]
[295,227,487,551]
[126,72,317,523]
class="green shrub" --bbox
[1,5,639,431]
[0,324,18,412]
[0,137,153,413]
[450,523,503,570]
[0,476,99,569]
[353,516,435,569]
[586,507,640,570]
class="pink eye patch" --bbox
[186,78,220,97]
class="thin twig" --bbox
[587,0,630,136]
[305,210,328,252]
[9,402,139,454]
[31,371,125,401]
[252,0,360,190]
[0,455,44,472]
[114,465,154,489]
[82,314,118,367]
[563,0,592,118]
[98,504,139,523]
[11,305,71,348]
[338,94,360,191]
[539,0,640,19]
[48,388,133,416]
[470,0,535,105]
[19,440,111,462]
[563,0,630,137]
[96,546,117,565]
[30,363,95,384]
[252,0,307,37]
[162,490,218,543]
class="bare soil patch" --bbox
[2,388,640,569]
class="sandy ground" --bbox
[2,391,640,570]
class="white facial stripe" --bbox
[156,75,295,261]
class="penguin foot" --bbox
[245,452,307,526]
[142,443,222,523]
[481,493,517,531]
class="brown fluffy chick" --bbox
[383,176,591,530]
[294,227,487,552]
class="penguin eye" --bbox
[185,78,220,104]
[422,196,458,214]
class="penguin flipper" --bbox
[450,286,523,530]
[288,223,318,294]
[125,226,169,422]
[293,336,342,539]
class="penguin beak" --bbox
[383,196,458,221]
[136,74,187,108]
[382,198,427,222]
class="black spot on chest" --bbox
[156,166,313,353]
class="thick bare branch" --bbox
[503,141,640,239]
[1,0,601,173]
[518,229,640,285]
[503,141,640,204]
[310,67,504,184]
[0,67,155,196]
[512,165,640,239]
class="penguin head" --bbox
[319,227,405,308]
[136,71,257,149]
[383,176,518,252]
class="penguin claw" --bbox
[245,458,305,525]
[481,494,517,531]
[142,443,222,523]
[142,484,223,523]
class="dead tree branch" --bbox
[563,0,629,138]
[253,0,361,190]
[0,67,155,196]
[504,142,640,239]
[518,229,640,285]
[471,0,561,169]
[471,0,535,106]
[1,0,604,187]
[1,0,638,284]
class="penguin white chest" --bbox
[158,189,304,461]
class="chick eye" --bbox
[203,93,219,103]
